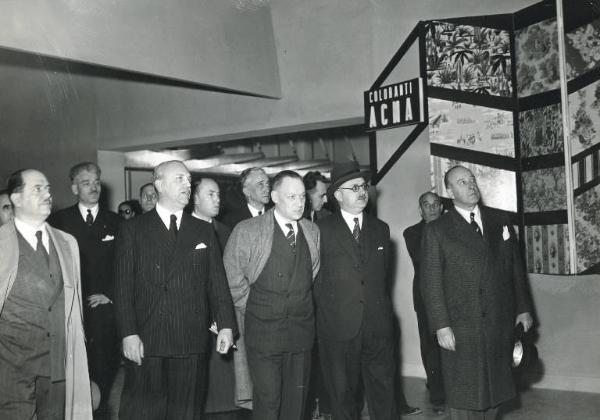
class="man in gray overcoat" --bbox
[420,165,534,420]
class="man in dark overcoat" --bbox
[49,162,121,412]
[403,191,445,413]
[420,165,534,420]
[114,160,237,420]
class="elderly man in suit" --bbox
[403,191,445,414]
[315,161,400,420]
[114,160,237,420]
[139,182,158,214]
[0,169,92,419]
[420,165,534,420]
[0,189,14,226]
[49,162,121,413]
[222,167,270,230]
[224,170,320,420]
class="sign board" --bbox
[364,78,424,132]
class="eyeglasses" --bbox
[339,183,369,193]
[119,209,133,215]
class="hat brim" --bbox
[330,170,371,191]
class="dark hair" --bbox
[6,169,27,196]
[192,177,216,197]
[139,182,156,197]
[303,171,328,192]
[0,188,9,197]
[239,167,266,189]
[69,162,101,182]
[271,170,302,191]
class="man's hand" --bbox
[122,335,144,365]
[516,312,534,332]
[87,294,111,308]
[216,328,234,354]
[436,327,456,351]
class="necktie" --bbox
[85,209,93,226]
[352,217,360,243]
[169,214,178,239]
[470,212,482,237]
[35,230,49,265]
[285,223,296,248]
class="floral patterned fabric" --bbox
[575,185,600,272]
[515,19,559,97]
[519,104,564,158]
[522,168,567,212]
[569,80,600,155]
[566,17,600,79]
[425,21,512,96]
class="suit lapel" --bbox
[449,208,485,244]
[360,215,376,264]
[332,212,359,260]
[47,227,75,323]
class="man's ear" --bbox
[333,189,342,203]
[271,190,278,205]
[446,187,455,200]
[71,183,79,196]
[9,192,21,208]
[154,180,162,194]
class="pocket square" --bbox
[502,226,510,241]
[101,234,114,242]
[195,243,207,250]
[377,246,384,250]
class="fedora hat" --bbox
[329,161,371,191]
[512,323,538,372]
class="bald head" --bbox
[8,169,53,225]
[444,165,481,210]
[153,160,192,212]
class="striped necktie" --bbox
[285,223,296,248]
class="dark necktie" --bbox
[85,209,93,226]
[285,223,296,248]
[35,230,49,265]
[169,214,178,239]
[470,212,482,237]
[352,217,361,243]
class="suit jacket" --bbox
[49,205,120,300]
[420,206,532,410]
[403,220,425,313]
[315,211,394,341]
[223,209,320,408]
[113,209,237,356]
[0,222,93,419]
[221,205,252,231]
[213,219,231,253]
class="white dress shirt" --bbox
[454,204,484,235]
[248,204,265,218]
[274,209,298,236]
[78,203,99,223]
[14,217,49,252]
[155,202,183,230]
[340,208,363,232]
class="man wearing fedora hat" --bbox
[314,161,403,420]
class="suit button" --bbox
[156,264,160,270]
[48,307,52,312]
[479,288,483,295]
[47,332,50,337]
[482,311,486,318]
[361,281,364,285]
[164,286,168,292]
[359,300,364,304]
[277,272,283,278]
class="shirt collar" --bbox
[14,217,49,252]
[274,209,298,235]
[454,204,483,233]
[340,208,363,232]
[155,202,183,230]
[247,203,265,218]
[78,202,99,222]
[191,211,212,223]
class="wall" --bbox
[0,0,281,97]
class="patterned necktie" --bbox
[35,230,49,265]
[169,214,178,239]
[470,212,482,237]
[85,209,94,226]
[352,217,361,243]
[285,223,296,248]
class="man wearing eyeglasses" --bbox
[314,161,402,420]
[49,161,121,415]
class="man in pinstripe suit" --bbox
[114,160,237,420]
